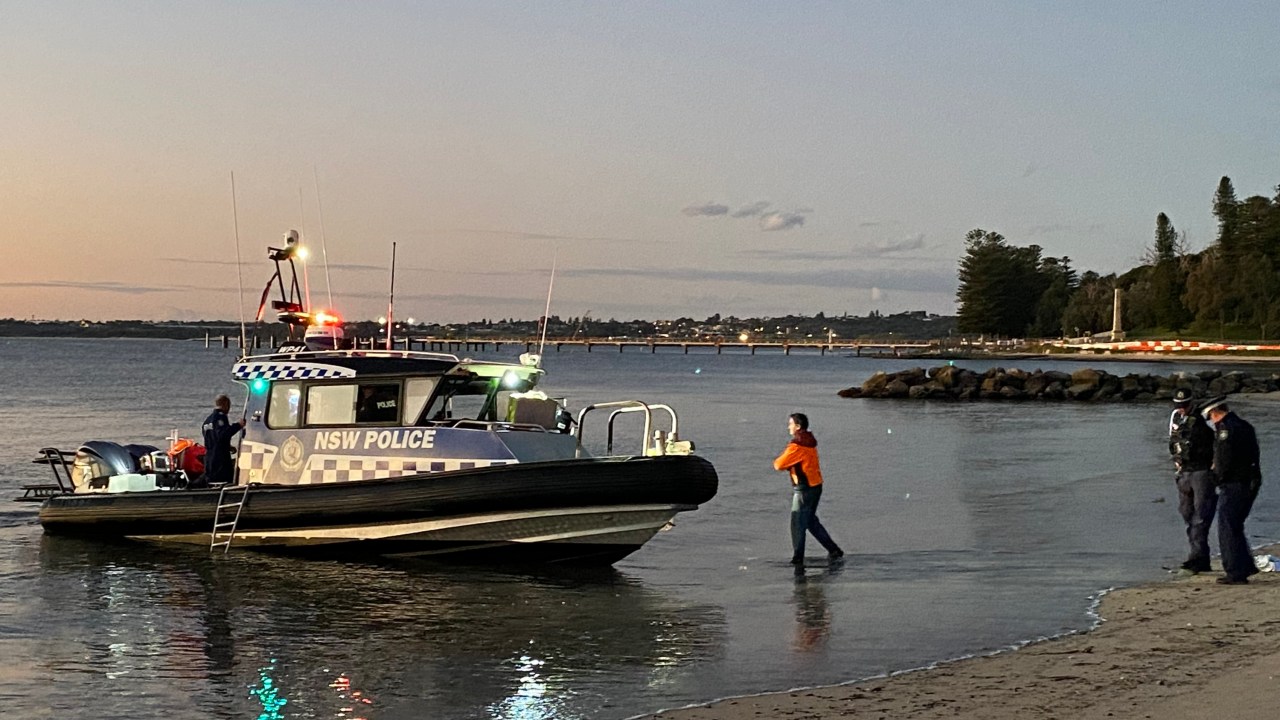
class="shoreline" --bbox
[645,553,1280,720]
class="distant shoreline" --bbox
[7,335,1280,365]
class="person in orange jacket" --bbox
[773,412,844,565]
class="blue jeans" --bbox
[791,484,841,562]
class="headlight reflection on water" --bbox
[488,652,576,720]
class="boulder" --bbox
[885,379,911,398]
[862,371,891,394]
[1023,373,1049,397]
[1043,370,1072,385]
[929,365,959,388]
[1070,368,1102,386]
[1066,382,1096,400]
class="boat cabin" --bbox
[233,349,578,486]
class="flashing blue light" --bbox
[251,377,270,394]
[250,659,288,720]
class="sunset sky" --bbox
[2,2,1277,322]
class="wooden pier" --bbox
[206,333,934,356]
[396,337,931,356]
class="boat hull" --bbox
[38,455,718,564]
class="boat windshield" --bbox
[416,376,498,424]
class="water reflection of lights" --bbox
[489,653,573,720]
[248,659,289,720]
[329,672,374,719]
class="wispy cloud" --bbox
[683,200,811,230]
[561,265,954,294]
[739,248,851,262]
[326,289,540,305]
[0,280,180,295]
[759,211,807,231]
[161,257,526,277]
[681,203,730,217]
[863,233,927,255]
[740,234,936,262]
[451,228,654,244]
[731,201,771,218]
[1025,223,1106,236]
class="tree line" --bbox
[956,177,1280,340]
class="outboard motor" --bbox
[71,442,161,492]
[72,441,139,491]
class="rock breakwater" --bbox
[838,366,1280,402]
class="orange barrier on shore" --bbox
[1060,339,1280,352]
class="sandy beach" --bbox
[647,558,1280,720]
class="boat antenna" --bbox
[385,241,397,350]
[230,171,247,354]
[313,166,335,309]
[298,187,312,313]
[537,248,557,366]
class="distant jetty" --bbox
[838,366,1280,402]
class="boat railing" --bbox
[18,448,76,501]
[575,401,680,457]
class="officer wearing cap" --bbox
[1203,398,1262,584]
[1168,389,1216,574]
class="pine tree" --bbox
[956,229,1044,336]
[1214,176,1241,259]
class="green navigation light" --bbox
[251,377,270,394]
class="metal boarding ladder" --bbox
[210,484,253,554]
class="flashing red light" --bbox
[313,309,343,326]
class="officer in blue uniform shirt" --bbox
[1168,389,1216,574]
[199,394,245,488]
[1203,398,1262,584]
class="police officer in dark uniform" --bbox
[199,394,245,488]
[1168,389,1216,574]
[1203,398,1262,584]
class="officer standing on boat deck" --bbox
[198,394,245,488]
[1168,389,1217,574]
[1203,398,1263,585]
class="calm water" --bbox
[1,338,1277,719]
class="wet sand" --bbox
[647,562,1280,720]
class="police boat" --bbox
[27,233,717,565]
[30,348,718,564]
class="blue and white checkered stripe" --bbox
[233,362,356,381]
[300,455,515,484]
[237,441,279,484]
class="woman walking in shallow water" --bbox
[773,412,844,565]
